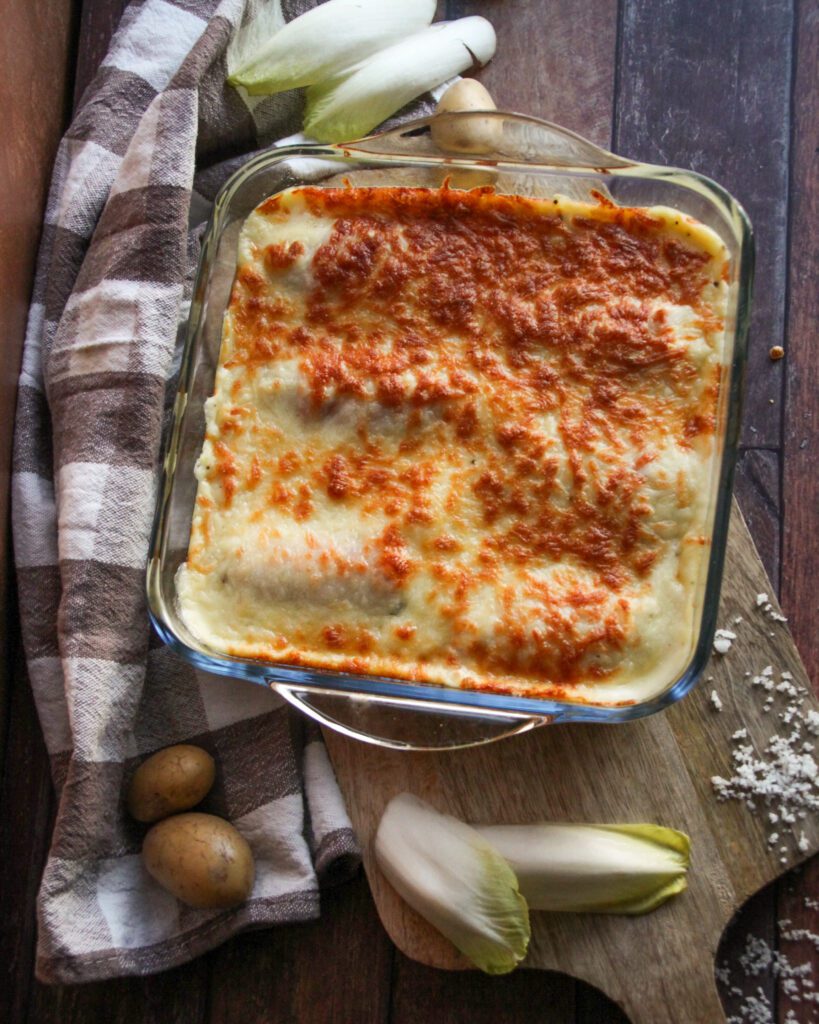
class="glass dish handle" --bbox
[272,682,549,751]
[343,111,633,170]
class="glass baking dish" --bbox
[146,110,753,750]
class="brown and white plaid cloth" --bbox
[12,0,435,984]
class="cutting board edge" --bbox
[361,851,730,1024]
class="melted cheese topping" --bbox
[178,185,729,705]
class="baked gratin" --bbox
[177,185,729,705]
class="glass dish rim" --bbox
[146,110,754,727]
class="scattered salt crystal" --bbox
[712,664,819,858]
[712,605,819,1007]
[754,591,789,623]
[782,928,819,953]
[714,628,736,654]
[727,987,773,1024]
[723,934,819,1023]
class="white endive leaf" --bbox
[229,0,436,95]
[227,0,284,82]
[477,823,690,915]
[304,17,497,143]
[375,794,530,975]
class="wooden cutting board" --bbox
[325,505,819,1024]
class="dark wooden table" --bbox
[2,1,817,1021]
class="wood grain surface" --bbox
[776,5,819,1019]
[0,0,75,762]
[616,0,793,450]
[1,0,816,1022]
[326,510,819,1024]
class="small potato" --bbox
[127,744,216,823]
[142,813,255,909]
[431,79,501,154]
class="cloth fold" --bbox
[12,0,432,984]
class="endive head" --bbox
[375,793,530,975]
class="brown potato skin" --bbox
[142,813,255,909]
[127,744,216,823]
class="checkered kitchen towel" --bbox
[12,0,433,984]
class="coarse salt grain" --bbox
[722,934,818,1023]
[755,591,789,623]
[711,690,723,712]
[714,629,737,654]
[711,662,819,857]
[713,597,818,1014]
[783,928,819,953]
